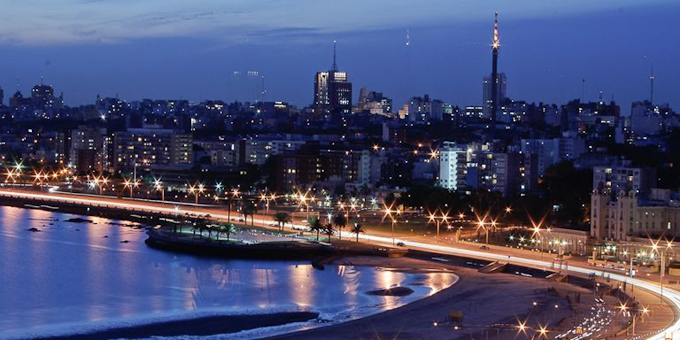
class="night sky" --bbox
[0,0,677,113]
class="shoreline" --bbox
[0,196,667,339]
[267,256,594,340]
[30,312,319,340]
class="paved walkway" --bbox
[1,188,677,339]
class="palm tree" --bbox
[221,223,237,241]
[273,212,292,231]
[307,216,323,241]
[191,222,201,237]
[194,218,209,239]
[323,222,335,242]
[242,200,258,226]
[332,213,347,240]
[350,222,365,242]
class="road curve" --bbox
[0,189,677,340]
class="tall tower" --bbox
[313,40,352,118]
[650,64,655,104]
[490,12,500,139]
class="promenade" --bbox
[0,188,677,339]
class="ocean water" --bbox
[0,206,457,339]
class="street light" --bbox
[383,202,401,246]
[259,192,275,217]
[428,210,449,239]
[189,183,205,204]
[475,213,490,246]
[227,188,240,221]
[651,237,673,301]
[153,178,164,201]
[123,177,139,198]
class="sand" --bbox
[267,256,597,340]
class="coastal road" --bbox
[0,188,677,339]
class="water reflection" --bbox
[0,206,457,338]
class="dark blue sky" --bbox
[0,0,677,113]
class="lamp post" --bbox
[533,226,545,260]
[652,239,673,302]
[383,203,401,246]
[228,188,240,221]
[154,178,164,201]
[123,178,138,198]
[428,211,449,240]
[260,192,275,217]
[476,214,489,247]
[189,183,204,204]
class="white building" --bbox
[439,142,468,191]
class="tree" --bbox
[242,200,258,226]
[332,213,348,240]
[351,222,365,242]
[220,223,237,241]
[307,216,323,241]
[323,223,335,242]
[193,218,207,237]
[273,212,292,231]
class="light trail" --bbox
[0,189,677,339]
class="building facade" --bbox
[113,127,192,171]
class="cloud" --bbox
[0,0,674,46]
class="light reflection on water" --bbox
[0,206,456,338]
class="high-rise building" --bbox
[403,95,446,123]
[313,41,352,118]
[9,91,31,107]
[478,151,520,197]
[70,126,109,173]
[0,87,4,106]
[630,101,675,136]
[113,126,193,171]
[482,73,506,121]
[439,142,468,191]
[592,161,656,199]
[31,82,55,109]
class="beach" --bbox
[268,256,602,340]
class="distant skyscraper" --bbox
[403,94,445,122]
[482,72,507,119]
[0,86,4,106]
[356,87,393,114]
[31,80,55,109]
[313,41,352,117]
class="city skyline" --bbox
[0,1,677,112]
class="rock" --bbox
[103,235,109,238]
[366,286,414,297]
[65,218,93,223]
[27,227,41,232]
[120,240,130,243]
